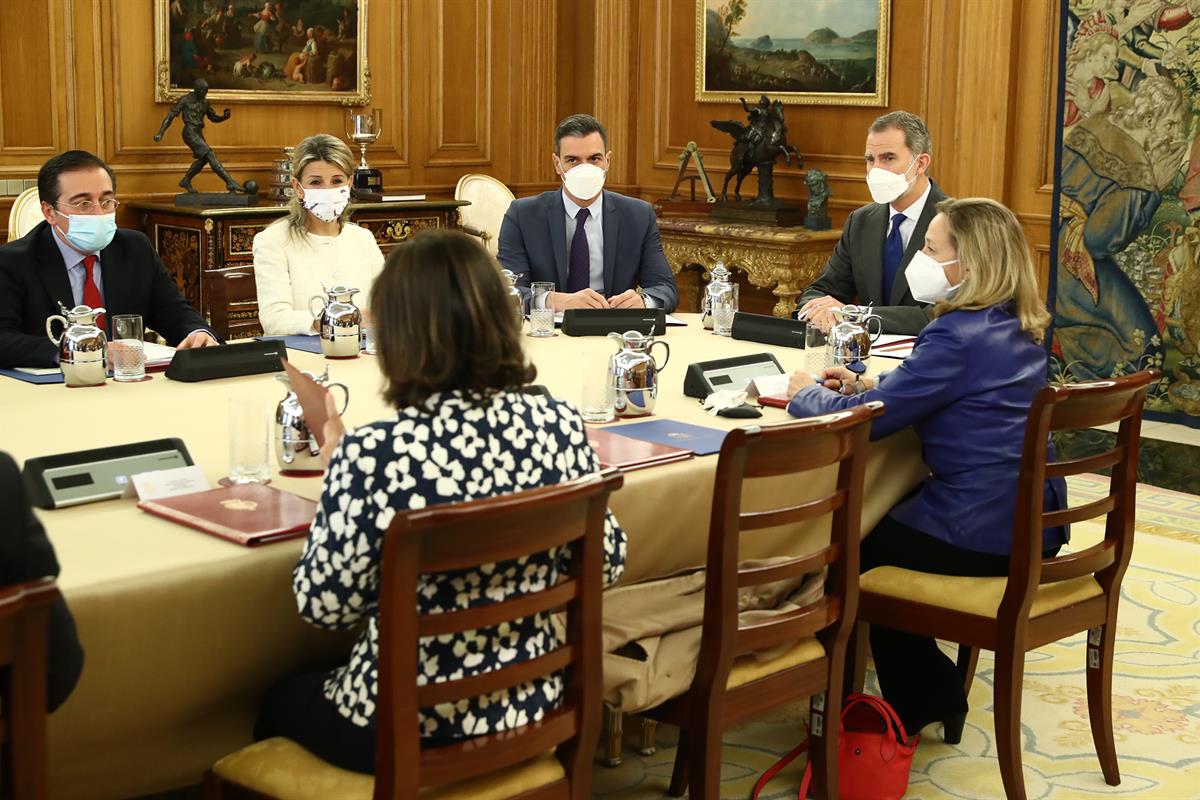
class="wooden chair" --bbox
[850,370,1159,800]
[640,403,883,800]
[6,186,43,242]
[0,578,62,800]
[203,266,261,341]
[205,467,623,800]
[454,174,515,255]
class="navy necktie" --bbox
[881,212,906,304]
[567,207,590,293]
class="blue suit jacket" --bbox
[787,305,1068,556]
[496,190,679,312]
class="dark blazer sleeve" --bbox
[797,208,862,312]
[0,452,84,713]
[635,205,679,312]
[129,232,216,346]
[875,302,932,336]
[0,248,60,368]
[497,201,534,302]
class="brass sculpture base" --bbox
[174,192,257,207]
[710,200,804,227]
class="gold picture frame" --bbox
[696,0,890,106]
[155,0,370,106]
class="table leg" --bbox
[638,717,658,756]
[603,704,624,767]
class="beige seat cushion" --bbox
[212,737,565,800]
[860,567,1104,619]
[727,637,826,689]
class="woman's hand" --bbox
[814,366,875,396]
[787,369,817,399]
[319,392,346,469]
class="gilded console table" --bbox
[655,216,841,318]
[127,199,467,340]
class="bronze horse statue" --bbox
[711,96,801,204]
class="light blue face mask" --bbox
[54,209,117,253]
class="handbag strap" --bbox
[841,692,913,760]
[749,737,812,800]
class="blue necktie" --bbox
[881,212,905,304]
[567,207,590,293]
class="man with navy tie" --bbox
[497,114,679,312]
[797,111,949,335]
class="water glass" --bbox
[529,282,556,337]
[579,344,615,423]
[804,322,830,375]
[111,314,146,382]
[362,322,377,354]
[712,283,739,337]
[227,399,271,484]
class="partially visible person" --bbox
[786,197,1068,741]
[796,111,949,335]
[253,134,383,335]
[255,230,627,773]
[0,150,219,369]
[0,451,84,712]
[497,114,679,312]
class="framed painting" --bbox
[696,0,889,106]
[155,0,370,105]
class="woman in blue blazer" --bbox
[785,197,1067,743]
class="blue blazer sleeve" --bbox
[636,205,679,312]
[787,321,968,440]
[497,201,533,303]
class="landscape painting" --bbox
[155,0,369,105]
[696,0,889,106]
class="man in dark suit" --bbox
[0,150,219,368]
[797,111,949,336]
[0,451,84,712]
[497,114,679,312]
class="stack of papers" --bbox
[872,334,917,359]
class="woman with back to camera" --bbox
[254,229,627,773]
[785,197,1068,743]
[253,133,383,335]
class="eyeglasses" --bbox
[56,198,120,214]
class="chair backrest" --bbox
[454,174,515,254]
[1002,369,1160,620]
[0,578,61,800]
[7,186,43,242]
[375,467,623,798]
[203,266,261,340]
[695,403,883,696]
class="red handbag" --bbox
[750,692,917,800]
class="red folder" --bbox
[138,483,316,547]
[586,426,694,472]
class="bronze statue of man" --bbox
[154,79,248,193]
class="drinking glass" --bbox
[362,322,377,354]
[711,283,738,337]
[227,399,271,484]
[579,343,614,423]
[110,314,146,382]
[804,322,830,375]
[529,282,556,337]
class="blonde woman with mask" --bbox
[253,134,384,335]
[785,198,1069,744]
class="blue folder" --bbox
[610,419,728,456]
[0,368,64,385]
[258,335,364,355]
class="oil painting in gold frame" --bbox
[155,0,370,106]
[696,0,889,106]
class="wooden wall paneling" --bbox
[0,0,61,155]
[591,0,638,191]
[426,0,492,168]
[506,0,559,193]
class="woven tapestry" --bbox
[1052,0,1200,426]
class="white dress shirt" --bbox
[887,180,933,250]
[51,230,106,306]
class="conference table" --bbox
[3,315,927,799]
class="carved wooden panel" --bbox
[153,224,203,308]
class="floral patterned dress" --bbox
[292,389,626,739]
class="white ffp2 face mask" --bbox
[302,185,351,223]
[560,163,606,201]
[906,250,961,303]
[866,157,917,205]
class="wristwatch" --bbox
[636,287,649,307]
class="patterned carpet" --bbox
[593,475,1200,799]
